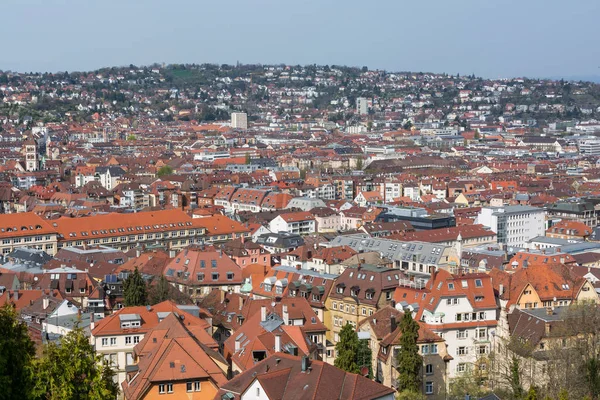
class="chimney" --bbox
[43,297,49,310]
[499,284,504,296]
[220,290,225,303]
[390,316,397,333]
[239,296,244,311]
[261,306,267,322]
[301,356,310,372]
[275,334,281,352]
[282,304,289,325]
[235,338,241,351]
[90,313,95,331]
[13,291,19,301]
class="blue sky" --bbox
[2,0,599,79]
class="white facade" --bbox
[231,112,248,130]
[356,97,369,115]
[421,294,497,378]
[475,206,545,248]
[269,216,316,235]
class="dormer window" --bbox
[336,286,344,294]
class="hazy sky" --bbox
[2,0,599,79]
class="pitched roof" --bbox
[216,353,395,400]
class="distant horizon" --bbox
[1,62,600,84]
[2,0,599,81]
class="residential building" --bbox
[91,301,216,392]
[163,248,243,298]
[358,306,451,398]
[231,112,248,130]
[121,312,228,400]
[325,264,405,347]
[475,205,545,248]
[268,211,316,235]
[394,271,499,379]
[216,353,395,400]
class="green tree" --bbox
[335,323,359,373]
[157,165,174,177]
[357,337,373,379]
[0,304,36,400]
[396,312,422,393]
[126,134,136,141]
[123,267,147,306]
[245,152,251,164]
[558,388,569,400]
[356,157,364,170]
[509,356,524,400]
[525,386,538,400]
[33,325,119,400]
[149,275,172,305]
[396,389,425,400]
[585,357,600,400]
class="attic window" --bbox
[562,284,570,290]
[448,283,455,290]
[475,279,483,288]
[461,280,468,288]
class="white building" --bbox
[475,205,545,248]
[269,212,316,235]
[231,112,248,130]
[356,97,369,115]
[396,271,499,379]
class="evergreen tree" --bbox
[396,312,422,393]
[335,323,359,373]
[123,267,147,306]
[0,304,36,400]
[357,337,373,379]
[157,165,173,177]
[34,325,119,400]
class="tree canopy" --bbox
[123,267,147,306]
[157,165,174,177]
[396,312,422,393]
[33,325,119,400]
[334,323,360,374]
[0,304,36,400]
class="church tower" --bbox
[23,136,39,171]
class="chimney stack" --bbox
[282,304,289,325]
[261,305,267,322]
[499,284,504,296]
[235,338,241,351]
[239,296,244,311]
[275,334,281,352]
[301,356,310,372]
[43,297,49,310]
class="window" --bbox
[457,363,466,373]
[475,279,483,288]
[101,338,108,347]
[431,344,438,354]
[425,381,433,395]
[187,382,193,392]
[167,383,173,393]
[332,302,337,310]
[425,364,433,375]
[478,345,487,355]
[458,346,467,355]
[194,381,201,391]
[134,336,140,344]
[422,345,429,355]
[457,330,468,339]
[256,387,261,396]
[159,384,166,394]
[125,336,132,345]
[110,337,117,346]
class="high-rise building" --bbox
[356,97,368,115]
[231,112,248,130]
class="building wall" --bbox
[141,380,218,400]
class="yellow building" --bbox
[325,264,402,347]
